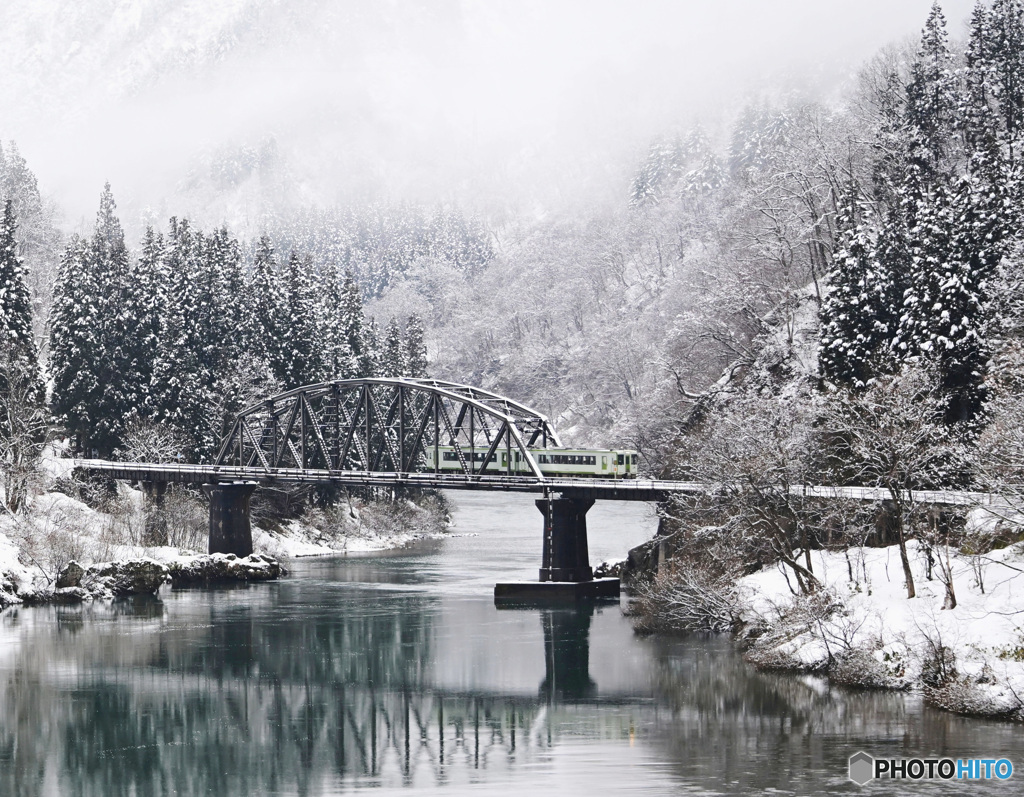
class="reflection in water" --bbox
[538,605,596,702]
[1,494,1021,796]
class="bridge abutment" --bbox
[203,482,258,557]
[495,494,619,603]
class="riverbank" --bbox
[738,538,1024,720]
[631,528,1024,721]
[0,479,449,612]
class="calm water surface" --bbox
[0,493,1020,795]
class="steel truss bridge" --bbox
[73,377,994,594]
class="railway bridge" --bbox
[74,377,990,600]
[75,378,685,599]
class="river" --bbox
[0,492,1019,795]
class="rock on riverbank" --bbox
[8,553,285,608]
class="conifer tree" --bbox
[319,267,359,380]
[336,270,372,376]
[148,218,211,458]
[905,2,956,178]
[50,185,143,456]
[0,201,42,391]
[379,318,407,378]
[989,0,1024,160]
[819,184,890,387]
[280,251,324,387]
[0,200,45,510]
[405,314,428,378]
[50,236,97,451]
[361,318,381,378]
[248,235,286,377]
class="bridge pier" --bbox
[539,497,594,582]
[141,481,168,546]
[203,482,258,557]
[495,495,620,603]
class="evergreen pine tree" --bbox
[149,218,210,459]
[989,0,1024,160]
[819,184,890,387]
[405,314,428,378]
[280,251,324,387]
[361,318,381,378]
[50,236,98,451]
[0,201,42,391]
[319,266,359,380]
[905,2,957,179]
[379,318,407,378]
[337,269,371,376]
[0,200,45,511]
[50,185,143,456]
[248,235,286,379]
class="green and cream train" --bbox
[431,446,640,478]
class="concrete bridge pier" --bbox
[539,497,595,582]
[203,482,258,557]
[495,494,620,603]
[141,481,168,546]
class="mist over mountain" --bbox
[1,0,976,236]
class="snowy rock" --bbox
[56,561,85,589]
[51,586,90,605]
[166,553,285,585]
[0,586,21,611]
[83,559,170,597]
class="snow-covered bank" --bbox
[738,535,1024,720]
[0,479,448,613]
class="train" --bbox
[431,446,640,478]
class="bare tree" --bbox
[668,393,823,595]
[820,368,969,602]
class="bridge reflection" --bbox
[0,590,640,796]
[3,586,1011,797]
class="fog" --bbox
[0,0,977,230]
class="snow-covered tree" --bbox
[379,318,406,378]
[405,314,428,378]
[247,235,286,378]
[50,185,145,457]
[280,251,324,388]
[0,200,45,511]
[819,184,891,387]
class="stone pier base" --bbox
[203,482,258,557]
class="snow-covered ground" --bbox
[740,515,1024,718]
[0,474,445,607]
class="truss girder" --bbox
[214,378,559,480]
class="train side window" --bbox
[501,453,507,466]
[602,456,608,469]
[617,454,624,465]
[632,454,638,465]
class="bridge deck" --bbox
[72,459,997,506]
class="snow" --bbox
[739,535,1024,714]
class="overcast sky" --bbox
[0,0,979,227]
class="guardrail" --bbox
[68,459,1006,506]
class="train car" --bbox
[431,446,640,478]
